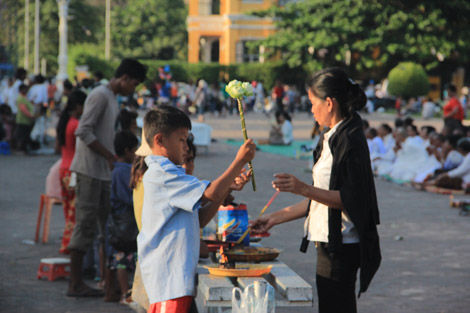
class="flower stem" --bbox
[237,98,256,191]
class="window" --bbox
[236,41,260,63]
[199,0,220,15]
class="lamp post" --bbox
[105,0,111,60]
[57,0,69,83]
[33,0,40,74]
[24,0,30,70]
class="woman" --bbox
[252,68,381,313]
[260,111,294,145]
[56,89,87,254]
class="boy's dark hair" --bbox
[144,105,191,148]
[19,84,28,93]
[115,58,147,83]
[114,130,139,157]
[187,133,197,157]
[120,109,138,131]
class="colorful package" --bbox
[218,203,249,246]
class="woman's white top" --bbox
[304,121,360,243]
[281,120,293,145]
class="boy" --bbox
[138,105,255,313]
[105,130,139,303]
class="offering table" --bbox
[196,259,313,313]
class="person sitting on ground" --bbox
[260,111,293,145]
[137,106,255,313]
[55,89,87,254]
[377,124,394,154]
[14,84,36,153]
[420,126,436,147]
[365,127,386,160]
[104,130,139,304]
[406,124,423,146]
[427,138,470,191]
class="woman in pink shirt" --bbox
[55,90,87,254]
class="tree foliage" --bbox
[111,0,188,60]
[250,0,470,74]
[387,62,430,99]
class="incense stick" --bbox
[236,190,280,244]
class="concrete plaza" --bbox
[0,112,469,313]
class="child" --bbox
[105,130,139,303]
[55,89,87,254]
[137,105,255,313]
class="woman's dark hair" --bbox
[380,123,392,134]
[130,156,148,189]
[404,116,414,127]
[56,89,87,147]
[457,138,470,153]
[306,67,366,118]
[446,135,462,149]
[407,124,418,136]
[421,125,436,136]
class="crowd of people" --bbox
[3,55,470,313]
[364,90,470,193]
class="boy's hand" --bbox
[235,139,256,164]
[231,168,252,191]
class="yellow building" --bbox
[187,0,280,64]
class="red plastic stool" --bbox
[37,258,70,281]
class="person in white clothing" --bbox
[430,138,470,190]
[8,68,27,115]
[365,127,386,160]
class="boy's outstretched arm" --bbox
[199,139,255,224]
[199,170,252,227]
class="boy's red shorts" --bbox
[148,296,193,313]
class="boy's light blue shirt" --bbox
[138,155,210,304]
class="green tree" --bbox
[111,0,188,60]
[250,0,470,74]
[387,62,430,99]
[3,0,104,75]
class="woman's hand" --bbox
[272,173,308,196]
[250,214,276,233]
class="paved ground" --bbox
[1,112,469,313]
